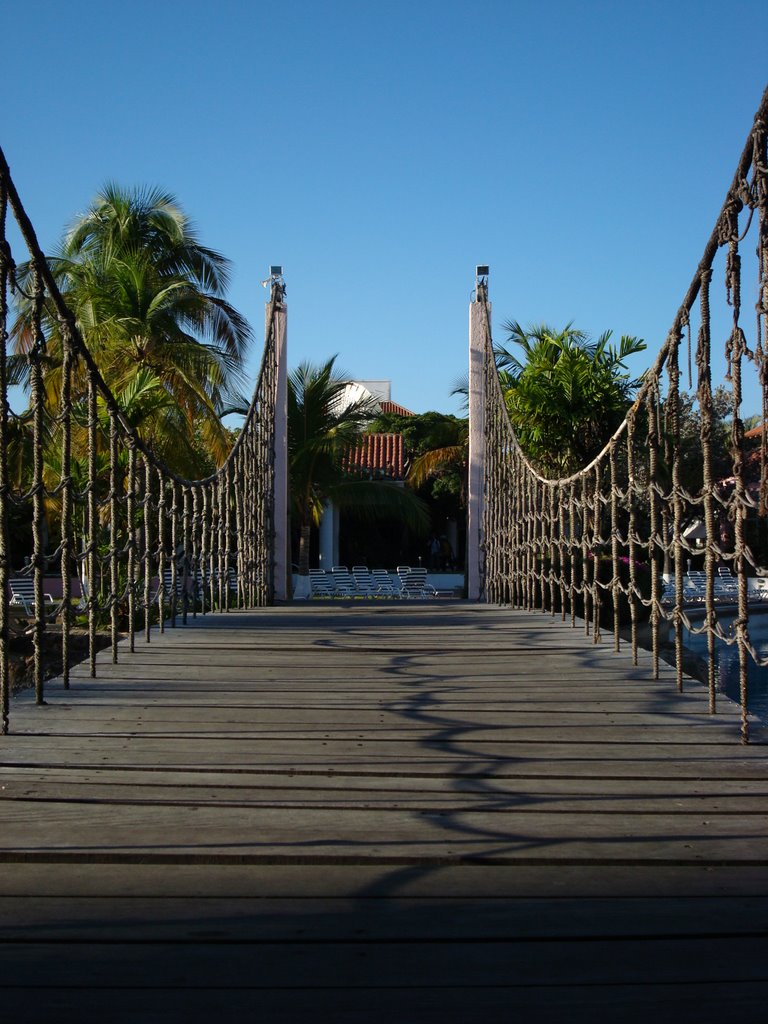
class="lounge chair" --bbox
[309,569,336,598]
[9,576,62,621]
[687,569,738,602]
[397,566,437,600]
[352,566,380,597]
[716,566,739,597]
[372,569,400,598]
[331,566,357,597]
[686,571,708,601]
[158,567,184,603]
[212,566,238,601]
[662,575,701,605]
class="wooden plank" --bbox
[3,742,766,778]
[1,894,766,941]
[1,861,767,899]
[3,772,768,812]
[2,982,768,1024]
[9,710,755,734]
[1,936,768,988]
[1,603,767,1015]
[1,802,767,863]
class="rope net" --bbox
[0,149,282,733]
[478,85,768,743]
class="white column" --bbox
[333,503,340,567]
[319,501,335,570]
[271,292,289,601]
[467,286,488,601]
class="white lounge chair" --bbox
[309,569,336,598]
[686,571,707,600]
[662,575,701,604]
[9,576,62,621]
[397,566,437,600]
[716,566,739,597]
[372,569,400,598]
[331,566,357,597]
[352,566,380,597]
[155,567,185,609]
[213,566,238,601]
[687,569,737,602]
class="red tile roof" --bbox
[344,433,405,480]
[717,447,766,491]
[379,400,415,417]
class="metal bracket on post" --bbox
[467,265,489,601]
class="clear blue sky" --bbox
[3,0,767,416]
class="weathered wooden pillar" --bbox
[270,274,290,601]
[467,267,489,601]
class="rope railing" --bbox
[0,148,282,734]
[479,85,768,743]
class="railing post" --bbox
[467,267,489,601]
[269,271,290,601]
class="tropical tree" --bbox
[362,410,469,569]
[288,356,429,574]
[11,183,251,474]
[667,386,732,493]
[497,322,646,475]
[367,409,468,507]
[403,416,468,502]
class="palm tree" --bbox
[288,356,429,574]
[405,417,469,504]
[498,322,645,475]
[63,183,230,291]
[11,184,251,473]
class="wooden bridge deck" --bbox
[1,602,767,1022]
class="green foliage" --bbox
[363,410,467,568]
[667,386,733,492]
[288,357,429,573]
[367,410,468,505]
[367,410,467,458]
[288,357,377,530]
[11,183,251,477]
[498,321,646,476]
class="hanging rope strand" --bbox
[0,175,10,733]
[58,330,74,687]
[109,409,120,664]
[473,82,768,745]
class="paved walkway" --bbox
[1,603,767,1022]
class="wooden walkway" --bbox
[1,602,767,1022]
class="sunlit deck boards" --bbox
[1,603,767,1022]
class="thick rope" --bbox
[477,85,768,743]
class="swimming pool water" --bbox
[683,613,768,723]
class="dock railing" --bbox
[476,86,768,743]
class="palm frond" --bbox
[327,479,430,534]
[407,446,465,489]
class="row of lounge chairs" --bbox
[8,565,238,624]
[661,566,756,604]
[307,566,452,600]
[160,566,238,600]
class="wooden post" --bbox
[467,271,488,601]
[271,286,289,601]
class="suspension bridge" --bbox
[0,88,767,1019]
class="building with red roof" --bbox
[319,381,413,566]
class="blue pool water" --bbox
[683,613,768,723]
